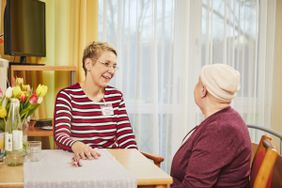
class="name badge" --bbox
[101,103,114,116]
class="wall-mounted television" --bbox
[4,0,46,64]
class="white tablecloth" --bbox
[24,150,136,188]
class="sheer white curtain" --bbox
[98,0,276,171]
[199,0,276,143]
[98,0,179,171]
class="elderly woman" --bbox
[170,64,251,187]
[54,41,137,160]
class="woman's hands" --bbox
[71,141,101,160]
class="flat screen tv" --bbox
[4,0,46,64]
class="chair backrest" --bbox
[270,154,282,188]
[250,135,278,188]
[247,125,282,155]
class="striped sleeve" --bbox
[54,90,76,151]
[116,94,138,149]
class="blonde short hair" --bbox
[82,41,117,73]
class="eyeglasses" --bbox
[97,60,119,71]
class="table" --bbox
[0,149,172,188]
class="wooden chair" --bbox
[247,125,282,155]
[250,135,278,188]
[270,154,282,188]
[141,151,164,167]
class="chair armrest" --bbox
[141,151,164,167]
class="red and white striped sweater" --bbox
[54,83,137,151]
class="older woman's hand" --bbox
[71,141,101,160]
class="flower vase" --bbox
[0,118,5,132]
[5,98,25,166]
[22,118,30,155]
[0,131,4,162]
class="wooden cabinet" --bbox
[9,64,77,139]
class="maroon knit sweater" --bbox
[53,83,137,151]
[170,107,251,188]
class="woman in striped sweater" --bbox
[54,42,137,160]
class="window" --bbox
[98,0,276,171]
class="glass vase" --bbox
[22,118,29,155]
[4,98,25,166]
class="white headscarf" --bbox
[200,64,240,102]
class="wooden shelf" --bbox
[27,127,53,137]
[9,64,76,139]
[26,126,55,149]
[10,65,76,71]
[9,65,77,85]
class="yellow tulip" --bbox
[21,84,31,92]
[0,106,7,118]
[12,86,22,98]
[15,77,24,86]
[36,84,48,97]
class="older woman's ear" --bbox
[201,86,207,98]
